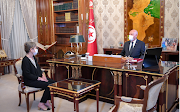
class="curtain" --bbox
[0,0,15,58]
[19,0,37,42]
[9,0,29,59]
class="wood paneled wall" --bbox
[36,0,54,45]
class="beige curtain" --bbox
[0,0,15,58]
[93,0,124,54]
[19,0,37,42]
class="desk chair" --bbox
[109,74,168,112]
[13,58,48,112]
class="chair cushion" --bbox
[18,83,42,93]
[109,102,157,112]
[108,102,143,112]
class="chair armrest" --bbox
[134,85,146,98]
[140,85,146,90]
[16,74,21,78]
[115,96,144,104]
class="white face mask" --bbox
[33,48,38,56]
[129,35,134,41]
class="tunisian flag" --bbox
[87,0,98,56]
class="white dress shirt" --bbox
[129,39,137,51]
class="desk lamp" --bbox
[69,35,85,55]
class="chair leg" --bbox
[74,97,76,111]
[34,93,35,100]
[25,93,30,112]
[18,91,21,106]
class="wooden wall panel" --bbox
[36,0,53,45]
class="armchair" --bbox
[13,58,48,112]
[109,74,168,112]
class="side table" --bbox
[0,58,16,75]
[48,78,101,112]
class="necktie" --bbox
[129,42,134,54]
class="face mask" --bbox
[33,48,38,56]
[129,35,134,41]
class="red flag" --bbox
[87,0,98,56]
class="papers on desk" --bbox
[129,58,143,63]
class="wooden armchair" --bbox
[13,58,48,112]
[109,74,168,112]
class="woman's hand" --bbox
[42,73,48,82]
[37,77,47,82]
[37,73,48,82]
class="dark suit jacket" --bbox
[22,56,42,85]
[120,39,145,59]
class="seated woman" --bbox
[22,42,55,111]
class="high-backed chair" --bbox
[109,74,168,112]
[13,58,46,112]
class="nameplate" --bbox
[93,55,125,63]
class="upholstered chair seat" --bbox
[109,97,157,112]
[18,82,42,93]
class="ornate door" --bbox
[36,0,54,45]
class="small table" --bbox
[48,78,101,112]
[0,58,16,75]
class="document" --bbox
[36,41,57,51]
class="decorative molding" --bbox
[118,72,122,85]
[113,71,118,84]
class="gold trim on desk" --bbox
[92,68,97,80]
[106,85,114,96]
[47,60,168,76]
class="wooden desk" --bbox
[47,58,179,112]
[104,48,179,62]
[161,51,179,62]
[0,58,15,75]
[36,54,54,69]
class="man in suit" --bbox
[120,29,145,59]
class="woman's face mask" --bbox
[33,48,38,56]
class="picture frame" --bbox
[161,38,178,51]
[0,50,7,58]
[124,0,165,47]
